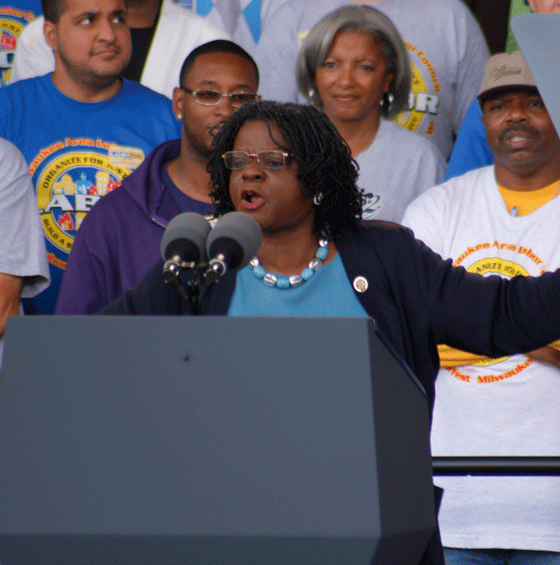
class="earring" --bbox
[313,192,324,206]
[380,93,393,113]
[176,113,183,120]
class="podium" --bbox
[0,316,435,565]
[511,14,560,140]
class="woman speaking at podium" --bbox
[103,101,560,564]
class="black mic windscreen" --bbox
[206,212,262,271]
[160,212,212,264]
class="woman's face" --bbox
[527,0,560,13]
[228,120,315,234]
[315,29,394,124]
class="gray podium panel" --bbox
[511,14,560,137]
[0,316,435,565]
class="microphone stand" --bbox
[194,253,229,309]
[162,255,205,314]
[190,259,224,312]
[187,263,211,315]
[162,257,224,315]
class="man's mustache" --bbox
[209,121,227,137]
[498,125,540,143]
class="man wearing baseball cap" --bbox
[402,50,560,565]
[445,0,560,180]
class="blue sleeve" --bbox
[444,98,493,180]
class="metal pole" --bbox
[432,456,560,476]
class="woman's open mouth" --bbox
[241,190,265,210]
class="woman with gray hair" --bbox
[296,5,446,223]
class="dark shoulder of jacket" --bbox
[99,259,184,315]
[338,220,417,256]
[358,219,414,238]
[338,220,440,298]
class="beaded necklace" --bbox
[249,239,330,289]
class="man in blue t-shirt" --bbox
[55,40,260,315]
[0,0,181,313]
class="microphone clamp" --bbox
[162,254,197,284]
[203,254,227,287]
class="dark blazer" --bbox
[102,221,560,565]
[103,221,560,414]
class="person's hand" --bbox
[526,346,560,370]
[0,272,22,339]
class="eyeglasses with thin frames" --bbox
[222,150,293,170]
[180,87,261,107]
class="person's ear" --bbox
[172,87,185,121]
[383,71,394,94]
[43,20,58,51]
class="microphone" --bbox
[204,212,262,286]
[160,212,212,284]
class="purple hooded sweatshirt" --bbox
[55,139,214,314]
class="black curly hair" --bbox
[208,101,363,240]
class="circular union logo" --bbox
[36,152,130,253]
[0,18,24,84]
[393,62,426,133]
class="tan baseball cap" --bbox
[478,50,537,104]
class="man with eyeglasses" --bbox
[56,40,260,315]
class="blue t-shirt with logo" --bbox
[0,74,181,313]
